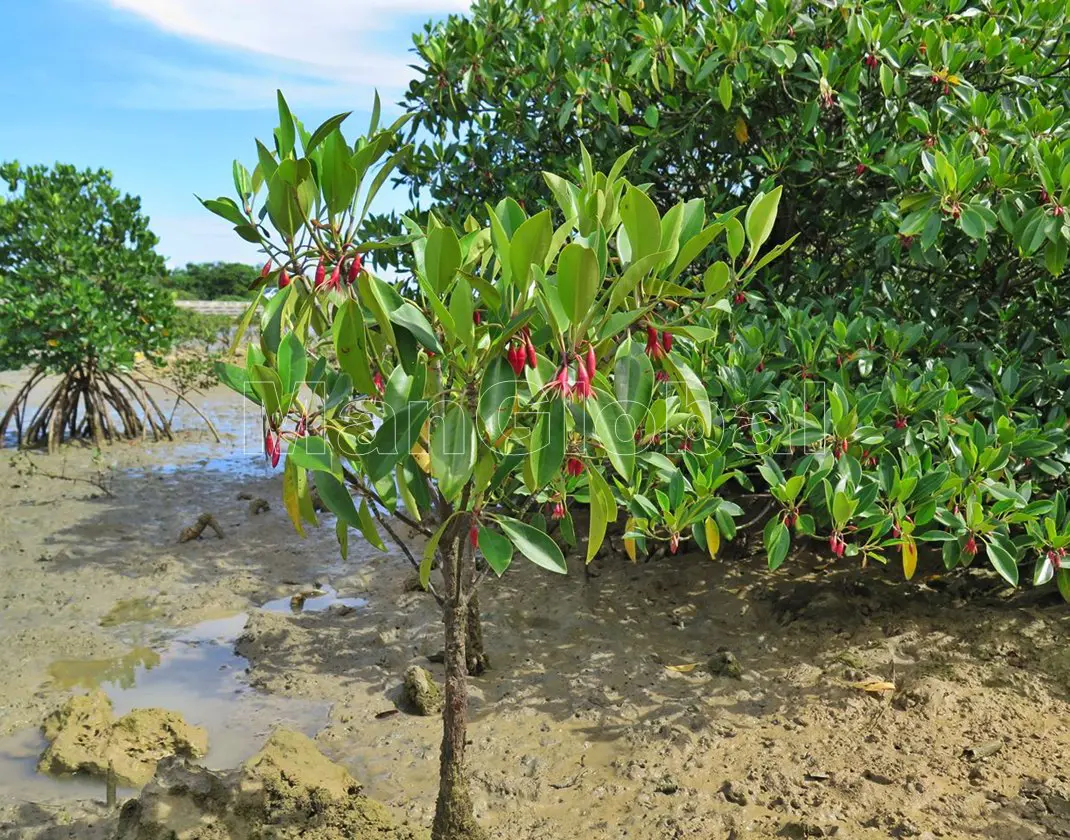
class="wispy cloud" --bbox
[97,0,469,109]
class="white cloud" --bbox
[98,0,470,108]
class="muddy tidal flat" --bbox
[1,370,1070,839]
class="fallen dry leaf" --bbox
[849,678,896,693]
[665,663,700,673]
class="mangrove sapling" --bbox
[208,92,790,838]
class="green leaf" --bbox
[215,362,260,405]
[275,89,296,156]
[356,498,387,551]
[1058,569,1070,603]
[556,242,599,325]
[333,300,377,395]
[288,435,341,477]
[497,515,567,574]
[430,403,477,502]
[277,332,306,403]
[764,517,790,570]
[478,527,514,576]
[586,467,616,564]
[619,185,662,263]
[314,471,361,529]
[744,185,782,263]
[510,210,553,287]
[478,356,517,442]
[425,226,461,293]
[663,355,712,435]
[530,396,567,488]
[305,111,352,154]
[718,70,733,110]
[361,401,431,483]
[985,532,1020,587]
[388,301,443,354]
[589,389,635,479]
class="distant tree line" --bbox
[162,262,259,300]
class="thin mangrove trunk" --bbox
[431,530,487,840]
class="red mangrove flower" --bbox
[566,457,584,477]
[669,533,680,554]
[894,416,908,429]
[314,261,327,289]
[548,365,572,399]
[264,430,281,468]
[855,163,866,176]
[585,344,597,380]
[964,536,978,556]
[551,501,566,520]
[347,253,363,284]
[680,439,692,452]
[645,326,666,360]
[661,331,673,353]
[1039,188,1051,205]
[783,512,796,528]
[507,344,527,376]
[260,259,272,279]
[526,339,537,370]
[756,360,765,373]
[734,292,747,305]
[573,361,592,401]
[294,415,307,437]
[655,370,669,383]
[1054,204,1066,218]
[372,371,385,396]
[328,263,342,291]
[892,522,901,538]
[469,525,480,548]
[278,270,290,289]
[1050,549,1062,571]
[829,533,846,557]
[863,54,879,69]
[473,310,482,325]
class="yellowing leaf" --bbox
[665,663,699,673]
[410,443,431,473]
[704,517,721,560]
[734,117,749,144]
[850,679,896,693]
[623,517,637,562]
[902,535,918,581]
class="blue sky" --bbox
[0,0,468,267]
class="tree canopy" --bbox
[0,162,173,373]
[395,0,1070,320]
[163,261,260,300]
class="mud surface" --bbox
[2,370,1070,839]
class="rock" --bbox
[38,691,207,787]
[117,728,424,840]
[402,666,443,716]
[721,780,749,806]
[707,649,743,679]
[654,774,679,795]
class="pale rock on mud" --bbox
[402,665,443,716]
[38,691,207,787]
[116,728,425,840]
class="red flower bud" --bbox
[680,439,692,452]
[525,338,537,370]
[566,457,584,477]
[508,344,526,376]
[734,292,747,305]
[645,326,665,360]
[549,364,572,399]
[469,525,480,548]
[573,362,592,401]
[329,263,341,290]
[278,270,290,288]
[347,253,363,284]
[264,431,281,468]
[964,536,978,556]
[372,371,385,396]
[1039,189,1051,204]
[661,331,673,352]
[756,361,765,373]
[551,502,566,520]
[655,370,669,383]
[855,163,866,176]
[894,416,908,429]
[260,259,272,279]
[473,310,482,325]
[669,533,680,554]
[585,345,597,380]
[314,261,326,288]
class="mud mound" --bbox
[117,728,426,840]
[37,691,207,787]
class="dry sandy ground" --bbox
[1,371,1069,839]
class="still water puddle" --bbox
[0,585,363,803]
